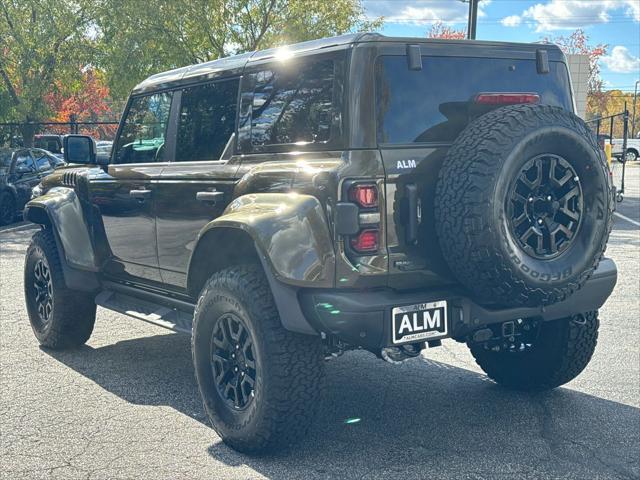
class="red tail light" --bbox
[351,229,379,253]
[349,184,378,208]
[475,93,540,105]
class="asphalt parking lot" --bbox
[1,166,639,480]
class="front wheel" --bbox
[24,229,96,349]
[468,311,599,391]
[192,265,324,453]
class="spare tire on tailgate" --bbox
[434,104,612,308]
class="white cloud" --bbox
[501,15,522,27]
[518,0,640,32]
[363,0,491,26]
[601,46,640,73]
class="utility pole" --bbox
[467,0,479,40]
[632,80,639,138]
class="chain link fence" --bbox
[0,118,119,149]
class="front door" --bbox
[155,79,241,289]
[90,91,173,283]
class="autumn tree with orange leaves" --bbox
[44,70,118,140]
[427,22,466,39]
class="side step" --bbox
[95,290,194,334]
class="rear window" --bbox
[376,56,572,145]
[34,137,61,153]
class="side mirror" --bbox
[63,135,106,165]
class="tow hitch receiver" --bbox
[470,318,539,353]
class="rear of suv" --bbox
[23,33,616,453]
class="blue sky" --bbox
[363,0,640,91]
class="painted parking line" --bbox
[0,222,38,234]
[614,212,640,228]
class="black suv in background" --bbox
[23,34,616,453]
[0,148,60,225]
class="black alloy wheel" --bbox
[507,154,583,259]
[210,313,258,410]
[33,257,53,327]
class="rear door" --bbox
[89,91,173,283]
[156,78,241,289]
[375,52,574,289]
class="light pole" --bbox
[632,80,639,139]
[459,0,479,40]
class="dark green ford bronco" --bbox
[23,33,616,453]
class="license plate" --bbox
[392,300,448,345]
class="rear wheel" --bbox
[192,265,324,453]
[625,149,638,162]
[0,191,15,226]
[24,229,96,349]
[469,311,599,391]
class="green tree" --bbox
[0,0,98,145]
[97,0,380,99]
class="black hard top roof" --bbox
[132,32,565,94]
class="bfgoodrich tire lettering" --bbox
[434,104,613,307]
[192,265,324,453]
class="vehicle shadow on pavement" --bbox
[45,332,640,479]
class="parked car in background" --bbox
[95,140,113,163]
[598,134,640,162]
[34,134,66,161]
[0,148,60,225]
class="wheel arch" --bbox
[186,192,333,336]
[23,188,100,292]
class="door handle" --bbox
[196,191,224,204]
[130,189,152,200]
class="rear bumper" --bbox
[299,258,617,351]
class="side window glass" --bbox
[114,92,172,164]
[14,152,36,174]
[32,151,53,172]
[240,59,335,150]
[176,79,239,162]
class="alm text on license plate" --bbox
[392,300,448,345]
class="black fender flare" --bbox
[188,193,336,335]
[197,192,335,288]
[24,187,100,291]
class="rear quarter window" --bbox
[238,57,342,152]
[376,56,573,145]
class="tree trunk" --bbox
[19,122,37,147]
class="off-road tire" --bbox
[435,104,613,307]
[24,228,96,348]
[469,311,599,391]
[192,265,324,453]
[0,191,16,226]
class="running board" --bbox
[95,290,193,334]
